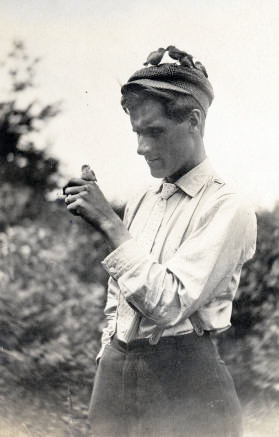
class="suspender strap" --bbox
[189,311,204,336]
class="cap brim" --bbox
[121,79,192,96]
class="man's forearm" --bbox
[100,213,132,250]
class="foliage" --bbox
[0,40,61,228]
[0,211,108,393]
[219,206,279,395]
[232,209,279,334]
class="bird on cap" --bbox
[194,61,208,78]
[180,55,195,69]
[167,45,195,67]
[143,48,166,66]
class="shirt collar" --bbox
[155,158,222,198]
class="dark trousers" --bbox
[88,333,243,437]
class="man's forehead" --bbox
[129,97,166,126]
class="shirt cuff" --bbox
[101,238,146,280]
[96,343,109,364]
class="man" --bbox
[64,46,257,437]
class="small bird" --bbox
[167,46,194,67]
[167,45,187,61]
[143,48,166,66]
[194,61,208,78]
[81,164,97,182]
[180,55,194,68]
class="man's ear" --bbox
[188,109,203,134]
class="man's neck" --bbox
[166,153,207,183]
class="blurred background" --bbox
[0,1,279,436]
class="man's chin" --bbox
[150,168,165,178]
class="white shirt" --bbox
[98,159,257,357]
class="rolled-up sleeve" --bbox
[102,194,257,328]
[97,196,143,359]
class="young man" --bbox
[64,47,257,437]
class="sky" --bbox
[1,0,279,209]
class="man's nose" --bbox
[137,135,151,155]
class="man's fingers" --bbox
[63,178,91,194]
[64,186,89,195]
[65,194,77,204]
[66,199,82,215]
[65,191,88,204]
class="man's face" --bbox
[129,97,192,179]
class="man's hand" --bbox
[64,177,112,225]
[63,170,131,250]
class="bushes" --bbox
[219,207,279,395]
[0,209,108,393]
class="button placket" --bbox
[117,183,178,343]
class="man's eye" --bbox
[147,129,162,137]
[133,129,162,137]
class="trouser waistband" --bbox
[111,331,211,353]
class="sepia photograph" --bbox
[0,1,279,436]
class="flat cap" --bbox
[121,47,214,115]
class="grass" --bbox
[0,386,278,437]
[0,384,89,437]
[242,393,279,437]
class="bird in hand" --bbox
[194,61,208,78]
[81,164,97,182]
[143,48,166,66]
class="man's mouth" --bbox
[146,157,159,164]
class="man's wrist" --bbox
[101,214,132,250]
